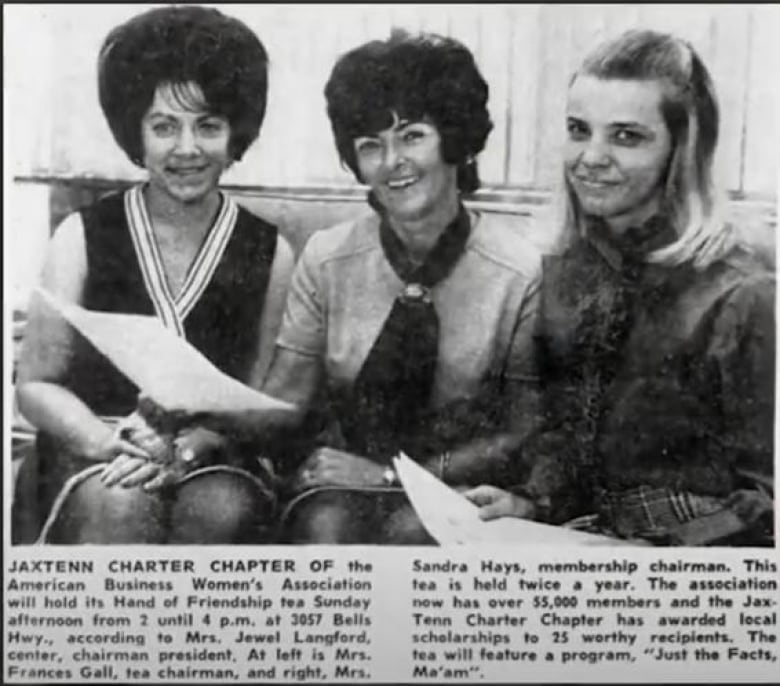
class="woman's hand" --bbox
[293,447,387,493]
[463,485,536,521]
[102,426,231,491]
[85,425,153,464]
[725,488,774,525]
[100,453,161,489]
[98,408,171,488]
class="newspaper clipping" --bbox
[4,3,779,683]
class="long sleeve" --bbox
[709,272,776,481]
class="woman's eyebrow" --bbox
[608,120,652,130]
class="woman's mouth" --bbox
[386,175,419,190]
[575,176,618,190]
[168,165,208,177]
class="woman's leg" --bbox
[380,498,436,545]
[167,468,275,544]
[44,471,167,544]
[12,438,87,544]
[281,490,376,544]
[11,446,48,544]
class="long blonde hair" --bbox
[558,29,735,270]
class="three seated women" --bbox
[14,11,774,546]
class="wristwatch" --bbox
[382,467,398,487]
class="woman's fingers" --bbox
[142,468,178,492]
[298,466,323,489]
[100,454,131,486]
[101,455,148,487]
[116,439,152,460]
[478,498,515,521]
[462,486,534,521]
[119,462,161,488]
[479,494,535,521]
[725,488,773,523]
[463,485,504,506]
[294,461,335,492]
[293,449,378,492]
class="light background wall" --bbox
[5,4,779,311]
[8,3,779,194]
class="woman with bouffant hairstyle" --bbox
[14,5,295,544]
[98,5,269,166]
[467,30,774,546]
[262,30,542,544]
[325,29,493,195]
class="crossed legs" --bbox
[281,489,435,544]
[43,467,274,544]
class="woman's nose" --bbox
[382,140,404,169]
[580,138,611,167]
[174,126,199,155]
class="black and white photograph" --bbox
[4,3,779,683]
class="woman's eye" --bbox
[355,139,381,155]
[402,129,425,144]
[612,129,643,146]
[566,119,589,141]
[151,121,175,136]
[199,120,225,135]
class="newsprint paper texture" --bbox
[3,3,779,684]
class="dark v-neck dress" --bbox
[12,188,279,543]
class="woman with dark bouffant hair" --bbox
[466,30,775,546]
[260,30,543,543]
[14,5,295,544]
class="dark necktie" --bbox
[340,205,471,461]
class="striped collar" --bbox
[124,185,238,336]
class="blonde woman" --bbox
[467,30,775,546]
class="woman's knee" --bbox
[281,490,370,544]
[381,503,435,545]
[45,473,166,544]
[168,470,275,544]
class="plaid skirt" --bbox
[564,485,727,545]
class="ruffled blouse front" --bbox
[524,215,775,521]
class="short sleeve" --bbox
[504,274,541,384]
[275,234,327,357]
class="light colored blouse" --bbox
[277,209,542,407]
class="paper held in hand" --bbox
[36,288,296,416]
[393,453,631,546]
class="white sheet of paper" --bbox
[38,288,295,416]
[393,453,630,546]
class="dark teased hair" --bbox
[98,5,268,166]
[324,30,493,193]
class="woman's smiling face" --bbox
[141,81,232,206]
[353,113,458,223]
[565,75,673,233]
